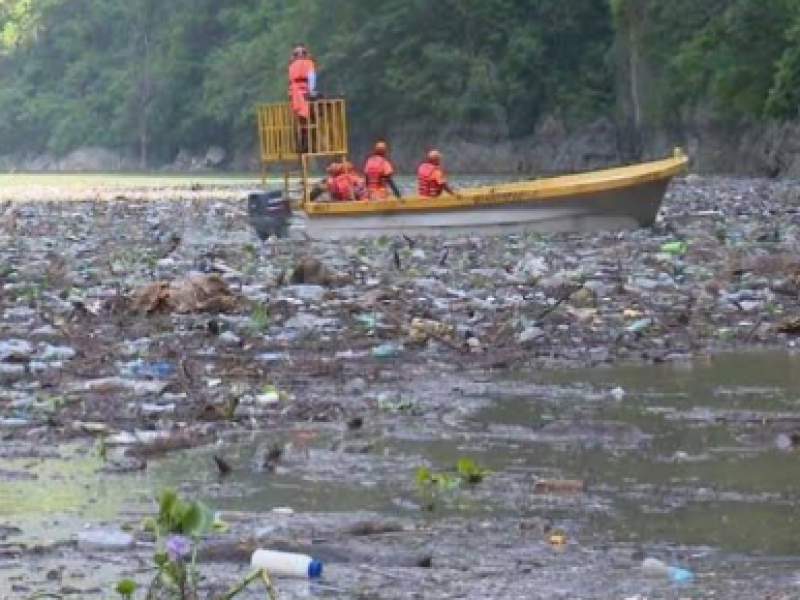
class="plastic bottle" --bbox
[132,361,174,378]
[372,343,400,359]
[251,549,323,579]
[660,240,688,255]
[642,558,693,583]
[669,567,694,582]
[626,317,652,333]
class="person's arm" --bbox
[308,69,317,94]
[310,176,331,202]
[387,176,402,198]
[310,183,324,202]
[434,169,457,196]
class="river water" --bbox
[4,351,800,597]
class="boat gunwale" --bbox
[302,155,687,217]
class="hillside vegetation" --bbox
[1,0,799,165]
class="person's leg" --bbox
[295,117,309,154]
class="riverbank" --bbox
[6,113,800,177]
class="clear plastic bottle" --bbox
[251,549,323,579]
[642,558,693,583]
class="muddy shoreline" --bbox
[3,175,800,598]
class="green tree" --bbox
[1,0,797,164]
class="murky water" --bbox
[4,352,800,570]
[518,351,800,555]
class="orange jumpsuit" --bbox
[288,58,316,119]
[364,154,395,199]
[417,161,447,197]
[342,163,367,200]
[332,173,357,201]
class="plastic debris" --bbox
[77,530,135,552]
[0,339,33,362]
[626,318,653,333]
[251,549,323,579]
[642,558,694,583]
[127,361,174,379]
[372,343,400,359]
[660,240,688,255]
[408,318,452,343]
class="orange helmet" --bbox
[374,141,388,155]
[427,149,442,163]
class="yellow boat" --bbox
[255,99,688,240]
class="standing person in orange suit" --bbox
[287,44,317,152]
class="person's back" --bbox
[363,141,400,200]
[417,150,455,198]
[364,155,391,197]
[332,172,355,201]
[325,162,342,200]
[342,161,367,200]
[417,161,443,197]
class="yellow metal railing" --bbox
[256,99,349,204]
[257,99,348,162]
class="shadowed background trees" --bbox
[1,0,799,165]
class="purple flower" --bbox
[165,534,192,561]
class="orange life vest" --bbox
[364,155,394,198]
[330,173,355,201]
[288,58,315,119]
[417,161,445,197]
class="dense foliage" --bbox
[611,0,800,124]
[1,0,799,163]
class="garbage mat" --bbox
[247,191,292,240]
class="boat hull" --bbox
[300,179,667,239]
[295,154,687,240]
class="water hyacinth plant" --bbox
[414,457,489,511]
[141,489,216,600]
[115,489,280,600]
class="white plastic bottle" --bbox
[251,549,323,579]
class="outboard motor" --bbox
[247,191,292,240]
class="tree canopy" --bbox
[0,0,799,164]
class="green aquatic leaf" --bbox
[182,501,215,537]
[158,489,178,519]
[433,473,459,490]
[415,467,433,487]
[212,514,230,533]
[142,517,157,534]
[115,578,137,597]
[169,499,192,533]
[456,457,487,485]
[154,551,169,568]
